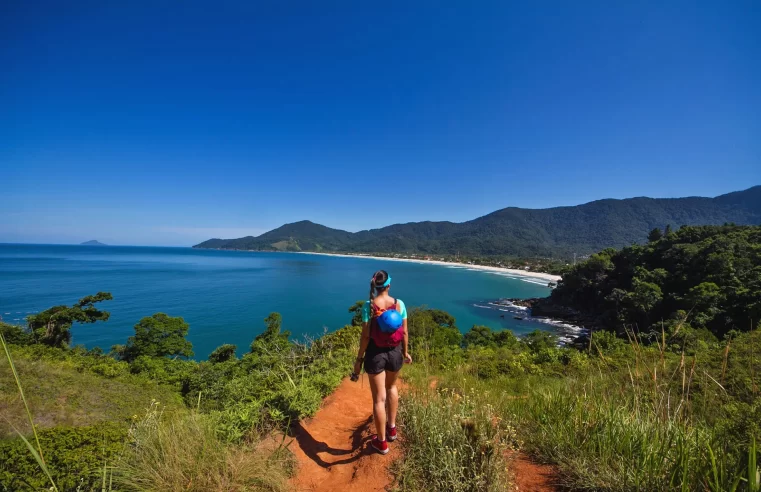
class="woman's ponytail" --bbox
[369,270,389,303]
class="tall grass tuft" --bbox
[116,401,292,491]
[508,382,713,489]
[0,333,59,492]
[394,384,512,492]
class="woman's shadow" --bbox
[290,415,373,468]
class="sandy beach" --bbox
[297,252,562,282]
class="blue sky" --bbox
[2,1,759,246]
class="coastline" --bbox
[296,251,562,282]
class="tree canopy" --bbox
[551,225,761,338]
[120,313,194,362]
[26,292,113,347]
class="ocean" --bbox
[0,244,558,358]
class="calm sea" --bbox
[0,244,554,358]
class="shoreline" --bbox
[295,251,562,282]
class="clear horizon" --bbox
[2,1,760,246]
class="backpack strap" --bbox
[371,302,384,317]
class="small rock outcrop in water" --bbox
[81,240,107,246]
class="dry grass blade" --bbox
[0,333,59,492]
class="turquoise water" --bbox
[0,244,553,358]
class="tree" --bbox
[26,292,113,347]
[0,322,33,345]
[648,228,663,242]
[407,307,462,349]
[429,309,456,328]
[492,329,519,348]
[208,344,237,363]
[687,282,723,328]
[250,312,291,353]
[664,224,673,235]
[522,330,558,353]
[122,313,193,362]
[552,225,761,338]
[626,280,663,324]
[464,325,494,348]
[348,300,365,326]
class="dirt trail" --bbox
[290,374,559,492]
[508,452,559,492]
[290,374,398,492]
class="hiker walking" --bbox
[353,270,412,454]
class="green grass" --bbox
[0,345,183,437]
[394,383,512,492]
[403,344,761,491]
[0,336,294,491]
[117,402,293,491]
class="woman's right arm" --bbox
[354,322,370,374]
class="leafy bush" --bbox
[0,322,33,346]
[0,423,126,491]
[209,344,237,363]
[129,355,196,389]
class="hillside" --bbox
[4,224,761,491]
[80,239,107,246]
[194,186,761,257]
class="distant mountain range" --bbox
[81,240,107,246]
[194,186,761,257]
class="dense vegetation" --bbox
[392,224,761,491]
[0,296,360,491]
[194,185,761,257]
[399,324,760,491]
[4,223,761,490]
[549,224,761,338]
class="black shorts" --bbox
[364,342,403,375]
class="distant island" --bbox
[80,240,107,246]
[194,185,761,257]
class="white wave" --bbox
[487,301,528,311]
[531,317,584,332]
[521,278,552,286]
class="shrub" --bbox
[209,344,238,363]
[0,423,126,491]
[0,322,33,346]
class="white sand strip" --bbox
[296,252,562,282]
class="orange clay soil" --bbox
[289,373,399,492]
[508,451,560,492]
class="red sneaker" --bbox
[371,435,389,455]
[387,425,397,442]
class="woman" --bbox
[353,269,412,455]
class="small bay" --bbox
[0,244,554,358]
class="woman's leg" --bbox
[385,369,400,428]
[368,371,387,440]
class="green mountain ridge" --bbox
[194,186,761,256]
